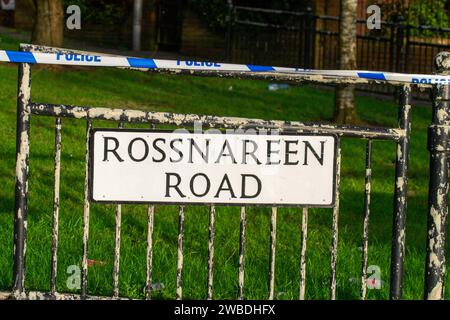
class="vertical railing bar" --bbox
[390,84,412,300]
[12,62,31,296]
[146,121,156,300]
[425,53,449,300]
[176,205,185,300]
[81,119,92,299]
[50,117,62,296]
[268,207,277,300]
[112,205,122,299]
[112,122,124,299]
[299,207,309,300]
[207,205,216,300]
[238,206,246,300]
[145,205,155,300]
[361,139,373,300]
[330,140,341,300]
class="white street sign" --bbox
[90,129,337,207]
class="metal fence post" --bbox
[12,62,32,296]
[225,0,234,62]
[424,52,450,300]
[390,84,412,300]
[304,7,313,69]
[395,15,404,73]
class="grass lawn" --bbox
[0,34,449,300]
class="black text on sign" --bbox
[90,130,337,207]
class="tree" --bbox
[334,0,358,124]
[31,0,64,47]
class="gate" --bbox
[0,44,448,300]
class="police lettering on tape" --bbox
[1,49,450,85]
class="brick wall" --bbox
[14,0,34,30]
[180,9,226,60]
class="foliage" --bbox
[372,0,448,26]
[63,0,131,26]
[189,0,231,31]
[190,0,311,31]
[406,0,449,29]
[369,0,449,37]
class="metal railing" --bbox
[0,44,448,300]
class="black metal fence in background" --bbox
[226,5,450,97]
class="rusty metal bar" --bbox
[9,42,423,302]
[238,206,246,300]
[0,290,131,300]
[112,122,124,299]
[361,139,373,300]
[19,42,407,87]
[29,103,404,141]
[299,207,308,300]
[112,205,122,299]
[12,62,32,295]
[268,207,277,300]
[145,205,155,300]
[330,141,341,300]
[425,52,450,300]
[176,206,185,300]
[207,205,215,300]
[148,69,389,86]
[390,84,412,300]
[81,120,92,299]
[50,117,62,295]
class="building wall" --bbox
[14,0,34,30]
[180,9,226,60]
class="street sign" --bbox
[90,129,337,207]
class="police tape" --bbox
[1,50,450,85]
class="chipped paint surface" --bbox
[238,207,246,300]
[0,290,131,300]
[361,140,372,300]
[50,118,62,295]
[112,204,122,298]
[81,120,92,299]
[19,43,437,88]
[425,55,449,300]
[299,207,308,300]
[6,44,425,301]
[207,206,215,300]
[145,205,155,300]
[112,122,124,299]
[176,206,185,300]
[390,85,412,300]
[330,142,341,300]
[435,52,450,75]
[268,207,277,300]
[12,62,31,294]
[29,103,404,141]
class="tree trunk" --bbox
[31,0,64,47]
[334,0,358,124]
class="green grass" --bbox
[0,34,449,300]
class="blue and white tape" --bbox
[1,50,450,85]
